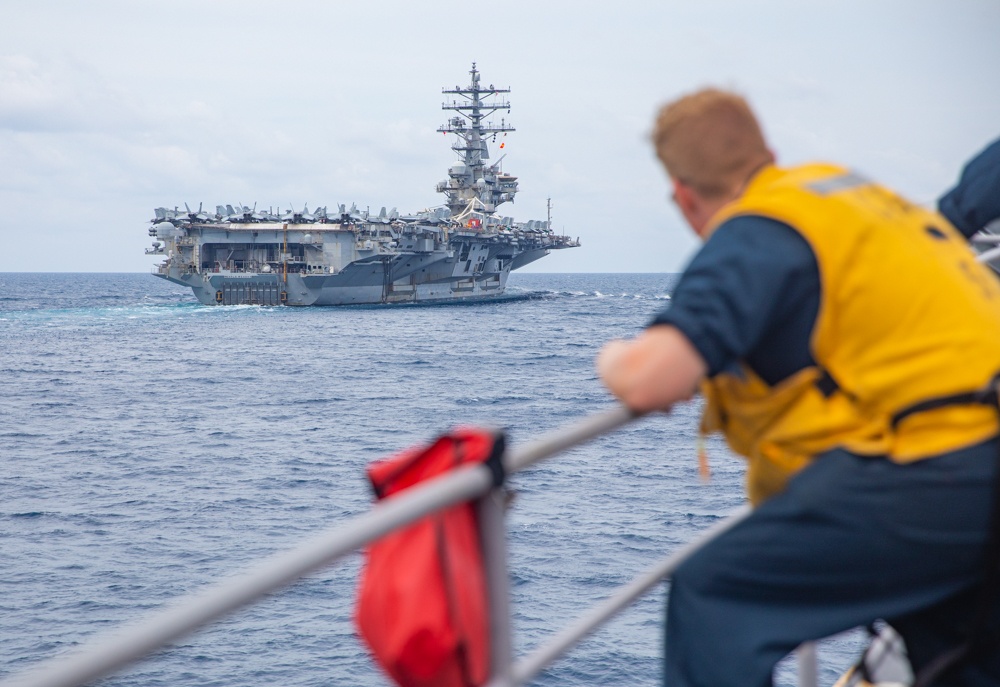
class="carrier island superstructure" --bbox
[144,64,579,306]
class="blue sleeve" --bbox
[938,137,1000,238]
[649,216,819,382]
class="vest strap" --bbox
[890,375,1000,430]
[814,367,841,398]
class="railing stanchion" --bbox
[478,488,514,687]
[796,642,818,687]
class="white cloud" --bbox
[0,0,998,272]
[0,54,146,134]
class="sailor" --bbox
[597,88,1000,686]
[939,136,1000,238]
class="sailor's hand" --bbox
[596,339,630,382]
[598,339,665,413]
[595,326,707,413]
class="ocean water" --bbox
[0,273,862,686]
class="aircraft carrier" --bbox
[144,64,579,306]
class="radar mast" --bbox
[436,63,518,218]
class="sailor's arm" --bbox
[938,137,1000,238]
[597,325,707,413]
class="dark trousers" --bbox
[664,439,1000,686]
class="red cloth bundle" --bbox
[355,429,505,687]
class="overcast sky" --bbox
[2,0,998,273]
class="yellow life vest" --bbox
[699,163,1000,504]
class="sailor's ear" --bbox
[671,181,698,216]
[671,181,715,239]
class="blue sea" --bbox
[0,273,862,686]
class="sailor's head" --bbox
[652,88,773,236]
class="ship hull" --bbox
[156,263,516,306]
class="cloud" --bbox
[0,54,146,134]
[0,0,998,272]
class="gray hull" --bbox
[151,235,558,306]
[157,260,516,307]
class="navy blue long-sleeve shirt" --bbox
[649,217,820,385]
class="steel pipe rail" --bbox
[0,407,641,687]
[972,234,1000,244]
[506,405,640,472]
[0,462,494,687]
[976,245,1000,263]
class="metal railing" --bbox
[975,244,1000,264]
[0,406,818,687]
